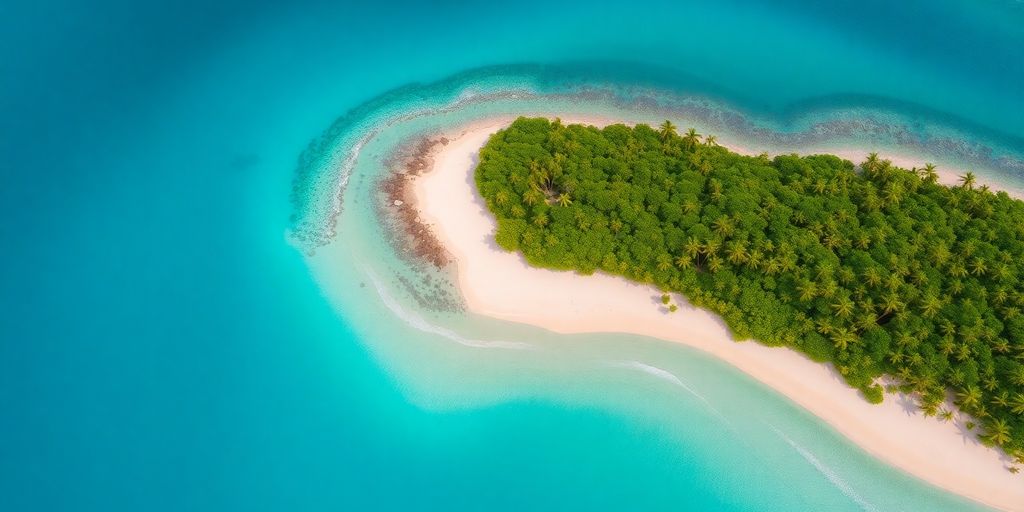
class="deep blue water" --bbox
[2,1,1023,510]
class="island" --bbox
[405,116,1024,511]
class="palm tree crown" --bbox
[960,172,977,190]
[658,120,677,142]
[683,128,701,149]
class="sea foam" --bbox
[365,268,533,350]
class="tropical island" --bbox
[475,117,1024,461]
[403,115,1024,510]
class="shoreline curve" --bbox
[408,116,1024,512]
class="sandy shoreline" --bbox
[407,116,1024,511]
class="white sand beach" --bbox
[409,117,1024,512]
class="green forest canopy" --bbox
[475,117,1024,464]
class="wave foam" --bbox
[604,360,740,430]
[366,268,533,350]
[767,423,878,512]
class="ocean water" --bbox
[2,1,1023,511]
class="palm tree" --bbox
[683,128,701,149]
[920,294,942,318]
[797,280,818,302]
[930,242,951,266]
[883,182,905,206]
[1011,366,1024,386]
[913,352,929,368]
[822,232,843,250]
[658,120,677,142]
[532,213,549,227]
[836,266,855,285]
[864,152,879,168]
[791,210,807,226]
[985,419,1011,446]
[530,173,555,197]
[1004,306,1021,320]
[704,135,718,147]
[703,238,721,259]
[885,273,903,291]
[875,159,893,181]
[920,163,939,183]
[958,385,983,409]
[712,216,735,237]
[863,152,885,179]
[959,171,977,190]
[707,255,723,272]
[993,339,1011,354]
[909,268,928,286]
[1010,393,1024,414]
[779,253,798,273]
[726,240,749,265]
[938,337,956,356]
[528,160,551,191]
[854,232,871,250]
[920,400,940,417]
[656,254,673,271]
[881,292,904,314]
[956,343,972,362]
[938,321,957,339]
[557,193,572,207]
[969,257,987,276]
[684,237,703,259]
[675,254,693,269]
[816,319,836,336]
[949,261,968,278]
[746,249,764,270]
[831,328,857,351]
[831,296,855,318]
[897,366,913,381]
[993,264,1012,282]
[700,159,715,176]
[863,267,882,287]
[895,331,917,348]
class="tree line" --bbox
[475,116,1024,466]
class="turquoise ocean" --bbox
[3,1,1023,510]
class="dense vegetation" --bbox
[476,117,1024,464]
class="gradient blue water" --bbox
[2,1,1022,510]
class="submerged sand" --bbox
[409,117,1024,511]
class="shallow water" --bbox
[2,0,1022,510]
